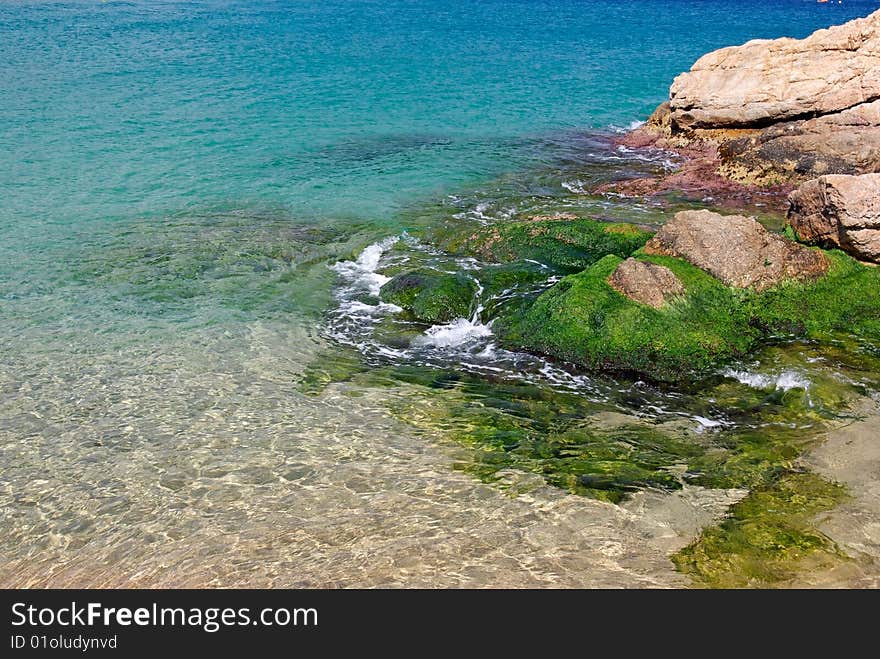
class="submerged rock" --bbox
[433,215,652,274]
[643,210,828,292]
[788,173,880,263]
[607,257,684,309]
[379,269,477,324]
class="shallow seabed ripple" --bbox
[4,0,880,588]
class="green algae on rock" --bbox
[305,345,863,504]
[474,260,551,297]
[380,376,700,503]
[497,247,880,383]
[432,216,652,273]
[318,207,880,587]
[380,269,478,324]
[496,253,758,382]
[373,362,858,582]
[747,251,880,341]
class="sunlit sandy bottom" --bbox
[0,311,748,588]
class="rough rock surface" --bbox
[607,258,684,309]
[669,10,880,129]
[788,173,880,263]
[719,99,880,184]
[597,131,796,210]
[610,11,880,194]
[643,210,828,291]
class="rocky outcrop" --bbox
[718,99,880,184]
[614,10,880,192]
[668,11,880,130]
[788,173,880,263]
[496,244,880,383]
[607,258,684,309]
[643,210,828,291]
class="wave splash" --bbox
[723,368,811,392]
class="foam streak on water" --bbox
[724,368,811,392]
[331,236,400,297]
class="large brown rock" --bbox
[669,10,880,130]
[607,258,685,309]
[643,210,828,291]
[788,173,880,263]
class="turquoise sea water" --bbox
[3,0,880,587]
[5,0,880,225]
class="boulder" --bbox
[496,254,757,383]
[643,210,828,291]
[379,269,477,324]
[497,247,880,383]
[607,258,684,309]
[619,11,880,190]
[669,10,880,130]
[788,173,880,263]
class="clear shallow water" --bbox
[3,0,880,587]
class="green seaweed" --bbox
[497,249,880,384]
[497,254,758,382]
[385,382,703,503]
[310,210,880,587]
[433,217,652,273]
[476,261,551,296]
[298,350,372,396]
[379,269,478,324]
[673,472,849,588]
[748,250,880,341]
[366,354,860,501]
[300,336,867,586]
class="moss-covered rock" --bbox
[747,250,880,340]
[435,217,653,273]
[379,269,477,324]
[497,248,880,383]
[475,261,551,296]
[497,254,758,382]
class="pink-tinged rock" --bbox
[643,209,828,292]
[788,173,880,263]
[607,258,685,309]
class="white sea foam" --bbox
[693,415,724,433]
[331,236,399,296]
[337,300,402,317]
[615,144,678,171]
[608,120,646,134]
[723,368,810,392]
[414,318,493,349]
[451,202,517,225]
[561,180,588,194]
